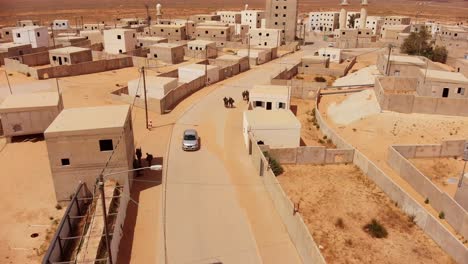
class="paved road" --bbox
[162,45,321,264]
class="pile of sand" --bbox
[333,65,381,87]
[327,89,381,125]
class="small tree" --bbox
[431,46,448,63]
[401,28,432,56]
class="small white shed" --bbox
[127,76,178,99]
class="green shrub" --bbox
[314,76,326,82]
[55,204,62,210]
[318,139,325,144]
[424,198,429,204]
[263,152,284,176]
[363,219,388,238]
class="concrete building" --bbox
[0,27,15,42]
[308,12,340,32]
[383,16,411,27]
[380,25,410,40]
[190,14,221,24]
[136,36,168,48]
[44,105,134,201]
[0,92,63,139]
[301,55,330,69]
[178,63,220,83]
[17,20,39,27]
[148,43,185,64]
[318,48,342,63]
[333,28,373,48]
[145,24,187,41]
[187,40,217,59]
[249,28,283,47]
[354,16,384,35]
[172,19,196,39]
[12,26,49,48]
[213,54,250,73]
[83,23,106,31]
[417,69,468,98]
[455,58,468,77]
[0,42,33,64]
[243,109,301,148]
[439,26,468,41]
[103,28,137,54]
[54,36,89,47]
[241,10,265,29]
[52,20,70,30]
[80,30,103,45]
[195,25,231,44]
[265,0,298,42]
[217,11,241,24]
[128,76,178,99]
[49,47,93,66]
[237,48,272,65]
[249,85,290,110]
[377,54,426,76]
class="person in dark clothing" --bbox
[228,97,235,108]
[136,148,142,167]
[146,153,153,166]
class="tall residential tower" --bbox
[265,0,298,42]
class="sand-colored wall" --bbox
[315,94,468,263]
[267,146,354,165]
[0,105,62,137]
[247,132,326,264]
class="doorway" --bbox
[266,102,272,110]
[442,88,449,98]
[58,57,63,65]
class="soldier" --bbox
[245,90,249,102]
[228,97,235,108]
[223,97,229,108]
[136,147,142,168]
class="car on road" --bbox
[182,129,200,151]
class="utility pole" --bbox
[51,23,56,48]
[98,174,113,264]
[247,33,251,68]
[4,71,12,94]
[141,67,149,130]
[385,44,393,76]
[458,143,468,188]
[205,47,208,85]
[55,78,60,94]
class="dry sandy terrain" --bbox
[318,92,468,239]
[278,163,455,264]
[0,0,467,26]
[410,157,467,198]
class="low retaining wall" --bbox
[270,78,325,100]
[247,132,326,264]
[315,92,468,263]
[387,141,468,238]
[159,76,206,113]
[267,146,354,165]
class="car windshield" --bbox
[184,135,196,141]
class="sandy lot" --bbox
[327,89,381,125]
[278,164,455,264]
[410,157,467,198]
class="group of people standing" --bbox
[222,90,250,108]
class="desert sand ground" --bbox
[278,163,455,264]
[318,91,468,240]
[409,157,467,198]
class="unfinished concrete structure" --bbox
[103,28,137,54]
[249,85,290,110]
[52,20,69,30]
[187,40,217,59]
[308,12,340,32]
[148,43,185,64]
[249,28,283,47]
[45,105,134,201]
[241,10,265,29]
[178,63,220,83]
[383,16,411,27]
[128,76,178,99]
[12,26,48,48]
[265,0,298,42]
[145,24,187,41]
[79,30,103,45]
[49,47,92,66]
[137,36,168,48]
[243,109,300,149]
[354,16,384,35]
[217,11,241,24]
[0,92,63,139]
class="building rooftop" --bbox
[302,55,328,62]
[49,46,90,54]
[216,54,245,61]
[150,42,185,49]
[0,92,60,113]
[45,105,130,136]
[251,85,289,97]
[384,55,425,66]
[137,36,167,41]
[105,28,135,33]
[0,42,31,51]
[244,109,300,129]
[196,25,230,30]
[151,24,184,29]
[384,25,410,31]
[179,63,219,71]
[421,69,468,84]
[237,49,267,57]
[128,76,177,88]
[188,39,216,46]
[13,26,45,31]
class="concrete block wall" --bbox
[248,133,326,264]
[268,146,354,165]
[315,94,468,263]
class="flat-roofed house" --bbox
[0,42,33,65]
[80,30,103,45]
[17,20,40,27]
[145,25,187,41]
[249,85,290,111]
[148,43,185,64]
[52,20,70,30]
[0,92,63,140]
[178,64,220,84]
[83,23,106,31]
[187,40,217,59]
[44,105,135,201]
[249,28,283,47]
[376,54,426,76]
[12,26,49,48]
[103,28,137,54]
[213,54,250,73]
[136,36,168,48]
[237,49,271,65]
[195,25,231,44]
[417,69,468,99]
[54,36,90,47]
[243,109,301,149]
[128,76,178,99]
[241,10,265,29]
[49,47,93,66]
[217,11,241,24]
[190,14,221,24]
[0,27,15,42]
